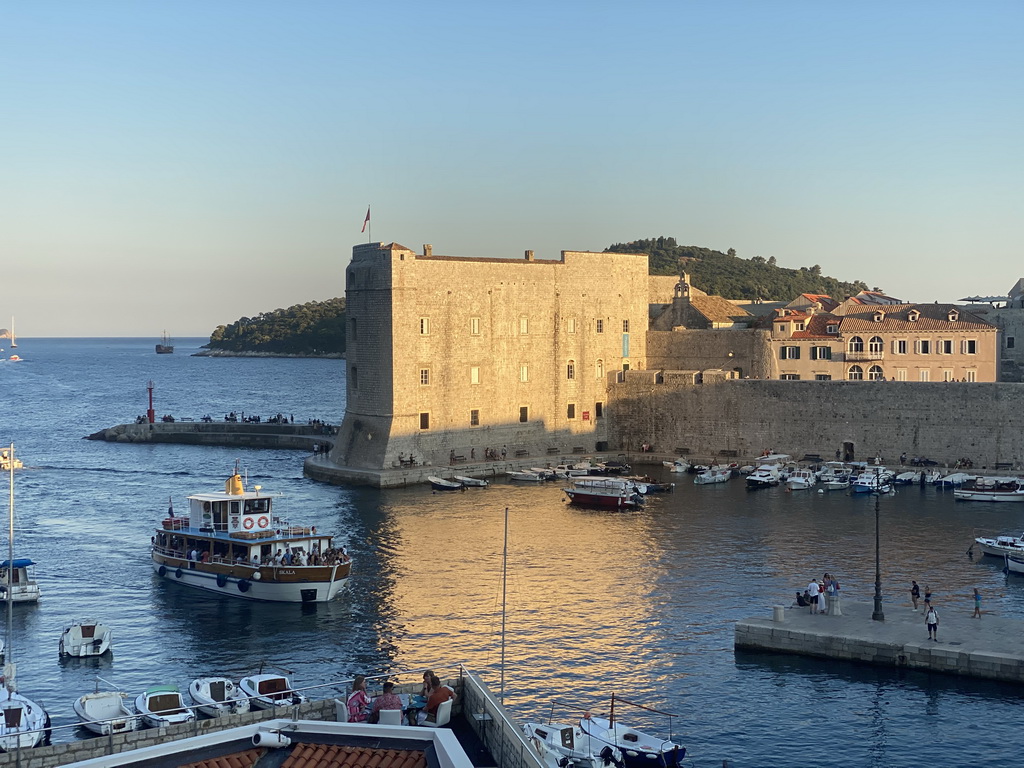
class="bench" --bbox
[546,447,561,454]
[514,450,528,458]
[452,455,466,463]
[995,462,1014,470]
[675,447,693,455]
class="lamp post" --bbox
[872,466,885,621]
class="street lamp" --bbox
[872,466,885,621]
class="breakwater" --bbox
[86,421,335,451]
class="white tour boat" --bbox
[238,673,306,710]
[954,477,1024,503]
[59,621,112,657]
[188,677,251,717]
[973,532,1024,558]
[151,468,352,603]
[135,685,195,728]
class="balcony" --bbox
[845,349,885,362]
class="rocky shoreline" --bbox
[192,348,344,359]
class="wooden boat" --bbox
[74,680,139,736]
[135,685,195,727]
[155,331,174,354]
[238,673,306,710]
[59,621,112,657]
[150,467,352,603]
[188,677,251,717]
[523,720,623,768]
[954,477,1024,502]
[428,476,463,491]
[453,475,489,487]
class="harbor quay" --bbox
[736,598,1024,683]
[85,421,335,452]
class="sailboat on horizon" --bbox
[155,331,174,355]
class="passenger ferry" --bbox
[150,470,351,603]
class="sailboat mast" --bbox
[500,507,508,704]
[6,444,14,691]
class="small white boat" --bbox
[428,476,463,491]
[663,458,689,473]
[74,682,139,736]
[578,713,685,768]
[851,469,895,494]
[134,685,195,728]
[523,720,624,768]
[694,466,732,485]
[189,677,251,717]
[935,472,976,487]
[954,477,1024,502]
[974,532,1024,558]
[0,451,21,472]
[509,471,544,482]
[238,673,306,710]
[59,621,112,657]
[1006,554,1024,575]
[824,478,850,491]
[0,688,49,750]
[453,475,489,487]
[0,558,40,604]
[786,469,818,490]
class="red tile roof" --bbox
[181,747,265,768]
[283,745,428,768]
[839,304,994,332]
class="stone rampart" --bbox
[608,377,1024,467]
[86,423,335,451]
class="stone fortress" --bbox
[318,242,1024,486]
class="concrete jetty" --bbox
[736,598,1024,683]
[86,421,335,451]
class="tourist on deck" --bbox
[370,681,403,724]
[347,675,371,722]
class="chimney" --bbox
[423,244,432,257]
[524,250,534,261]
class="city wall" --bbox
[608,377,1024,467]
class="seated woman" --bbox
[347,675,371,723]
[417,674,454,724]
[370,681,404,723]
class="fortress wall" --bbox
[608,377,1024,467]
[646,329,775,380]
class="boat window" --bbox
[623,733,639,742]
[4,708,22,728]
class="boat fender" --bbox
[175,568,183,579]
[238,579,251,593]
[251,570,262,581]
[216,574,228,588]
[158,565,167,577]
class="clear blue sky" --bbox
[2,1,1021,336]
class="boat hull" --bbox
[954,490,1024,502]
[578,716,685,768]
[151,559,348,603]
[74,693,139,736]
[563,489,640,509]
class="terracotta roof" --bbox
[181,747,265,768]
[800,294,839,311]
[838,304,994,332]
[283,745,428,768]
[689,294,752,324]
[791,313,841,339]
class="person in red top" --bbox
[347,675,371,722]
[417,674,454,724]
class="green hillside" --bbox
[206,298,346,355]
[606,237,870,300]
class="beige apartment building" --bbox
[769,303,998,381]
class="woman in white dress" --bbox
[817,581,827,614]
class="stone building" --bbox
[335,242,653,471]
[962,278,1024,382]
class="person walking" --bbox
[924,585,932,609]
[806,579,821,614]
[925,604,939,641]
[972,588,982,618]
[911,581,920,611]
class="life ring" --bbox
[243,518,255,530]
[257,516,270,529]
[216,574,228,588]
[175,568,183,579]
[238,580,251,593]
[158,566,167,577]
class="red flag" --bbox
[361,207,370,233]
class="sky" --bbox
[2,1,1022,337]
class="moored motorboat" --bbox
[935,472,976,487]
[786,468,818,490]
[453,475,489,487]
[578,712,685,768]
[694,466,732,485]
[954,477,1024,502]
[523,720,624,768]
[509,471,544,482]
[150,467,352,603]
[135,685,195,727]
[1005,554,1024,575]
[563,484,644,510]
[74,681,139,736]
[0,558,40,603]
[428,476,463,491]
[189,677,251,717]
[0,451,21,472]
[662,458,689,473]
[851,469,895,494]
[974,532,1024,558]
[238,673,306,710]
[59,621,112,657]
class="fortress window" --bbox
[567,318,577,333]
[519,406,529,423]
[962,339,977,354]
[596,319,604,333]
[350,366,358,390]
[847,365,864,380]
[419,413,430,430]
[869,336,883,354]
[848,336,864,353]
[470,409,480,427]
[567,360,576,380]
[520,364,529,383]
[868,365,884,381]
[519,316,529,335]
[966,370,977,382]
[470,317,480,335]
[781,374,800,380]
[420,369,430,386]
[567,403,576,419]
[419,317,430,335]
[780,346,800,360]
[1008,336,1016,349]
[350,318,357,341]
[595,401,604,418]
[471,366,480,385]
[623,319,630,333]
[596,359,604,379]
[814,374,832,381]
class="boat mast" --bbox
[500,507,508,704]
[5,444,15,692]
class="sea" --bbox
[3,337,1024,766]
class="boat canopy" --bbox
[0,559,35,568]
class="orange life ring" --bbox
[257,516,270,529]
[243,518,255,530]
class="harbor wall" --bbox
[608,377,1024,468]
[86,422,335,451]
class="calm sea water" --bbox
[3,338,1024,766]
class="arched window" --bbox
[596,359,604,379]
[848,336,864,352]
[869,336,883,353]
[868,365,884,380]
[848,365,864,380]
[567,360,576,380]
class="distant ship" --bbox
[9,316,15,348]
[156,331,174,355]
